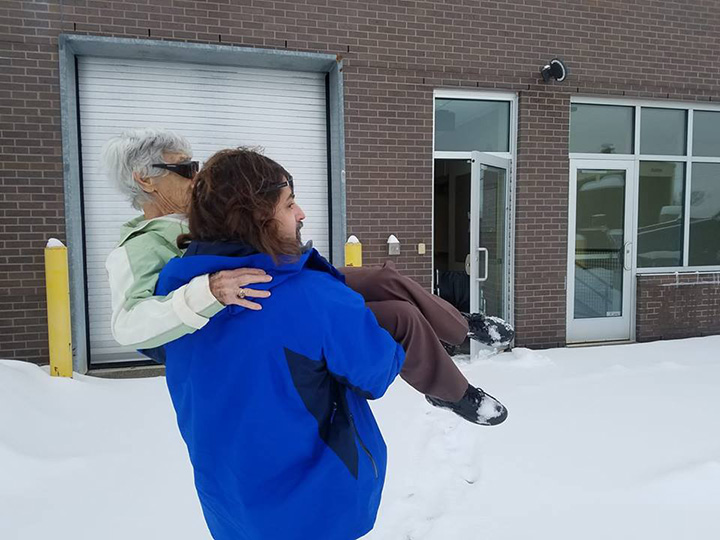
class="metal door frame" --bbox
[433,152,514,326]
[431,89,518,330]
[469,152,512,357]
[567,159,637,343]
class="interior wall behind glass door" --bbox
[433,159,471,313]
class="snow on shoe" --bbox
[463,313,515,348]
[426,385,508,426]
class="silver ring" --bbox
[237,288,247,299]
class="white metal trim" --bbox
[434,89,518,101]
[434,151,511,160]
[629,157,639,343]
[569,153,694,161]
[431,95,436,294]
[568,153,636,160]
[566,162,577,340]
[634,104,641,157]
[469,151,481,321]
[572,95,720,112]
[434,151,472,160]
[474,152,511,169]
[636,265,720,274]
[636,270,720,277]
[469,153,482,357]
[684,110,694,267]
[640,154,691,162]
[507,93,518,326]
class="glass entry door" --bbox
[567,160,635,343]
[469,152,511,357]
[433,152,512,357]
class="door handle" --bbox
[477,247,489,282]
[623,241,632,271]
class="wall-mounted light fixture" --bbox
[540,58,568,83]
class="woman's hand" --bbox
[209,268,272,310]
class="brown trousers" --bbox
[340,261,469,402]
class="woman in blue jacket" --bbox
[156,148,406,540]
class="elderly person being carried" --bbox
[102,128,271,355]
[103,128,510,426]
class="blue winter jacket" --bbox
[155,242,406,540]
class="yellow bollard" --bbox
[44,238,73,378]
[345,235,362,267]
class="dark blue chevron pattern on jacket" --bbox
[284,347,359,478]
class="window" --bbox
[692,111,720,157]
[571,102,720,270]
[570,104,634,154]
[688,163,720,266]
[434,99,510,152]
[637,162,685,267]
[640,108,686,156]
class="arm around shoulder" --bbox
[106,232,223,350]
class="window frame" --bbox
[570,96,720,273]
[432,89,518,324]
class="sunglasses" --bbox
[152,161,200,180]
[259,175,294,194]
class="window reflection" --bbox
[574,170,625,319]
[693,111,720,157]
[640,109,686,156]
[637,162,684,267]
[570,104,634,154]
[434,99,510,152]
[689,163,720,265]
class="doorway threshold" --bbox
[88,364,165,379]
[566,340,635,348]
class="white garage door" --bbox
[77,56,329,365]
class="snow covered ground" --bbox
[2,336,719,540]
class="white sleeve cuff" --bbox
[172,284,211,330]
[184,274,219,313]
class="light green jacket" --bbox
[105,214,223,350]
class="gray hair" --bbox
[101,128,193,210]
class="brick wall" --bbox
[514,89,570,348]
[1,0,65,363]
[3,0,720,362]
[636,273,720,342]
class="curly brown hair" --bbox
[178,148,301,260]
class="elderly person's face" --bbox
[133,151,195,215]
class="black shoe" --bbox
[426,384,508,426]
[463,313,515,348]
[442,342,459,356]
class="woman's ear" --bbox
[133,171,156,194]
